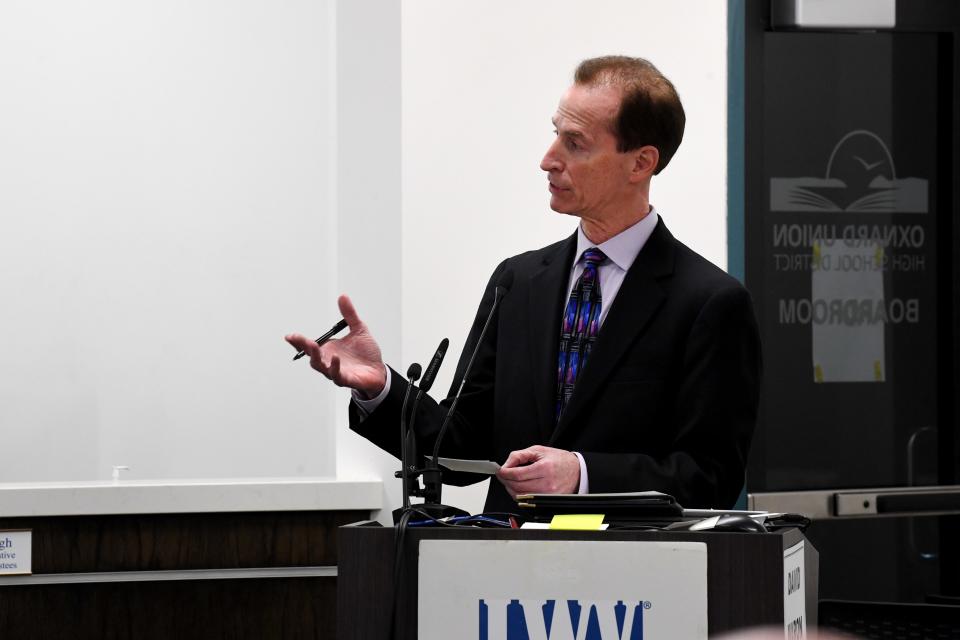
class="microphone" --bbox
[405,363,423,382]
[423,270,514,506]
[398,363,422,511]
[419,338,449,393]
[402,338,450,504]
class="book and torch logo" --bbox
[771,129,927,213]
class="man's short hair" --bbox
[574,55,685,175]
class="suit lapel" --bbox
[550,219,677,445]
[527,233,577,441]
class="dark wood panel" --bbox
[0,510,367,573]
[338,525,801,639]
[338,522,395,640]
[0,576,335,640]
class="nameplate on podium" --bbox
[418,538,708,639]
[0,530,32,576]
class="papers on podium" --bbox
[515,491,684,523]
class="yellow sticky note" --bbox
[549,514,605,530]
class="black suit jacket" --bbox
[350,218,761,514]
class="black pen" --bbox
[292,319,348,361]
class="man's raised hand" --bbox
[285,295,387,398]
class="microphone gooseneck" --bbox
[398,363,422,509]
[430,270,514,468]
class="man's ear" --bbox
[629,145,659,182]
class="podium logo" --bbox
[479,598,649,640]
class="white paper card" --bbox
[783,541,806,638]
[436,457,501,475]
[419,539,708,639]
[0,530,32,575]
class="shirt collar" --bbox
[575,207,659,271]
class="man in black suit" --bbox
[286,56,760,513]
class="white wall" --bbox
[0,0,338,482]
[0,0,727,522]
[332,0,406,515]
[400,0,728,515]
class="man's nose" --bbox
[540,141,562,172]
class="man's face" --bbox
[540,83,635,220]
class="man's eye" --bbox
[566,139,579,151]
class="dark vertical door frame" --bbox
[731,0,960,595]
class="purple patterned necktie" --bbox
[556,247,606,422]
